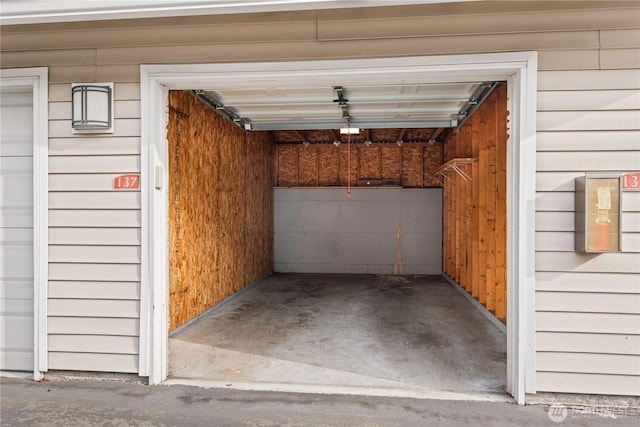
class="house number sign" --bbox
[622,172,640,191]
[113,174,140,190]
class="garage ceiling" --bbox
[194,80,497,144]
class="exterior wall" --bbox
[1,1,638,394]
[274,188,442,275]
[535,69,640,396]
[46,82,142,373]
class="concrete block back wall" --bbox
[274,188,442,275]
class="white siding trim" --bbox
[505,53,539,400]
[139,66,169,380]
[140,51,538,404]
[1,1,470,25]
[0,67,49,380]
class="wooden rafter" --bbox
[328,129,340,143]
[397,128,407,143]
[430,127,445,141]
[294,130,307,143]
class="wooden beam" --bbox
[397,128,407,143]
[430,127,445,141]
[464,125,473,294]
[495,83,508,324]
[295,146,300,186]
[478,110,488,305]
[316,145,320,186]
[328,129,340,144]
[471,123,480,300]
[485,95,498,314]
[421,146,425,187]
[294,130,307,144]
[276,142,440,148]
[274,145,279,186]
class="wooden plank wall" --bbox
[274,143,442,188]
[167,91,273,332]
[442,84,508,324]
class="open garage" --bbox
[160,61,511,398]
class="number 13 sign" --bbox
[622,172,640,191]
[113,174,140,190]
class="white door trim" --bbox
[0,67,49,380]
[140,52,537,403]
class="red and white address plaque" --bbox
[113,174,140,190]
[622,172,640,191]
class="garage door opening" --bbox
[164,79,509,398]
[141,53,538,402]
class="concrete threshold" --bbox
[0,371,32,380]
[163,378,514,403]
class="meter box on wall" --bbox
[575,174,622,253]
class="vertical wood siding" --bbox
[1,2,638,393]
[441,84,508,324]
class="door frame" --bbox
[140,52,538,403]
[0,67,49,380]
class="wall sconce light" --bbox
[71,83,114,133]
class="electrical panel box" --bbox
[575,174,622,252]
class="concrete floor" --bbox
[169,274,507,400]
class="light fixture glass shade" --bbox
[72,83,113,132]
[340,127,359,135]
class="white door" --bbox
[0,87,34,371]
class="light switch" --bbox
[155,166,164,190]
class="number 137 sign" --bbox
[622,172,640,191]
[113,174,140,190]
